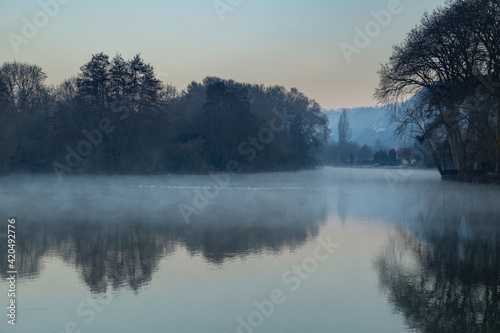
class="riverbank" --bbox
[441,171,500,185]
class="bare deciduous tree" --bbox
[375,0,500,176]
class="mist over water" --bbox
[1,167,499,333]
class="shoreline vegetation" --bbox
[0,55,330,178]
[375,0,500,181]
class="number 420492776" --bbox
[7,219,16,269]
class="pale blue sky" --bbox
[1,0,446,109]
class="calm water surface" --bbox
[1,168,499,333]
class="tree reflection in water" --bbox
[375,184,500,333]
[0,185,328,294]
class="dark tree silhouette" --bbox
[0,54,330,175]
[375,0,500,177]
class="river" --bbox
[1,167,499,333]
